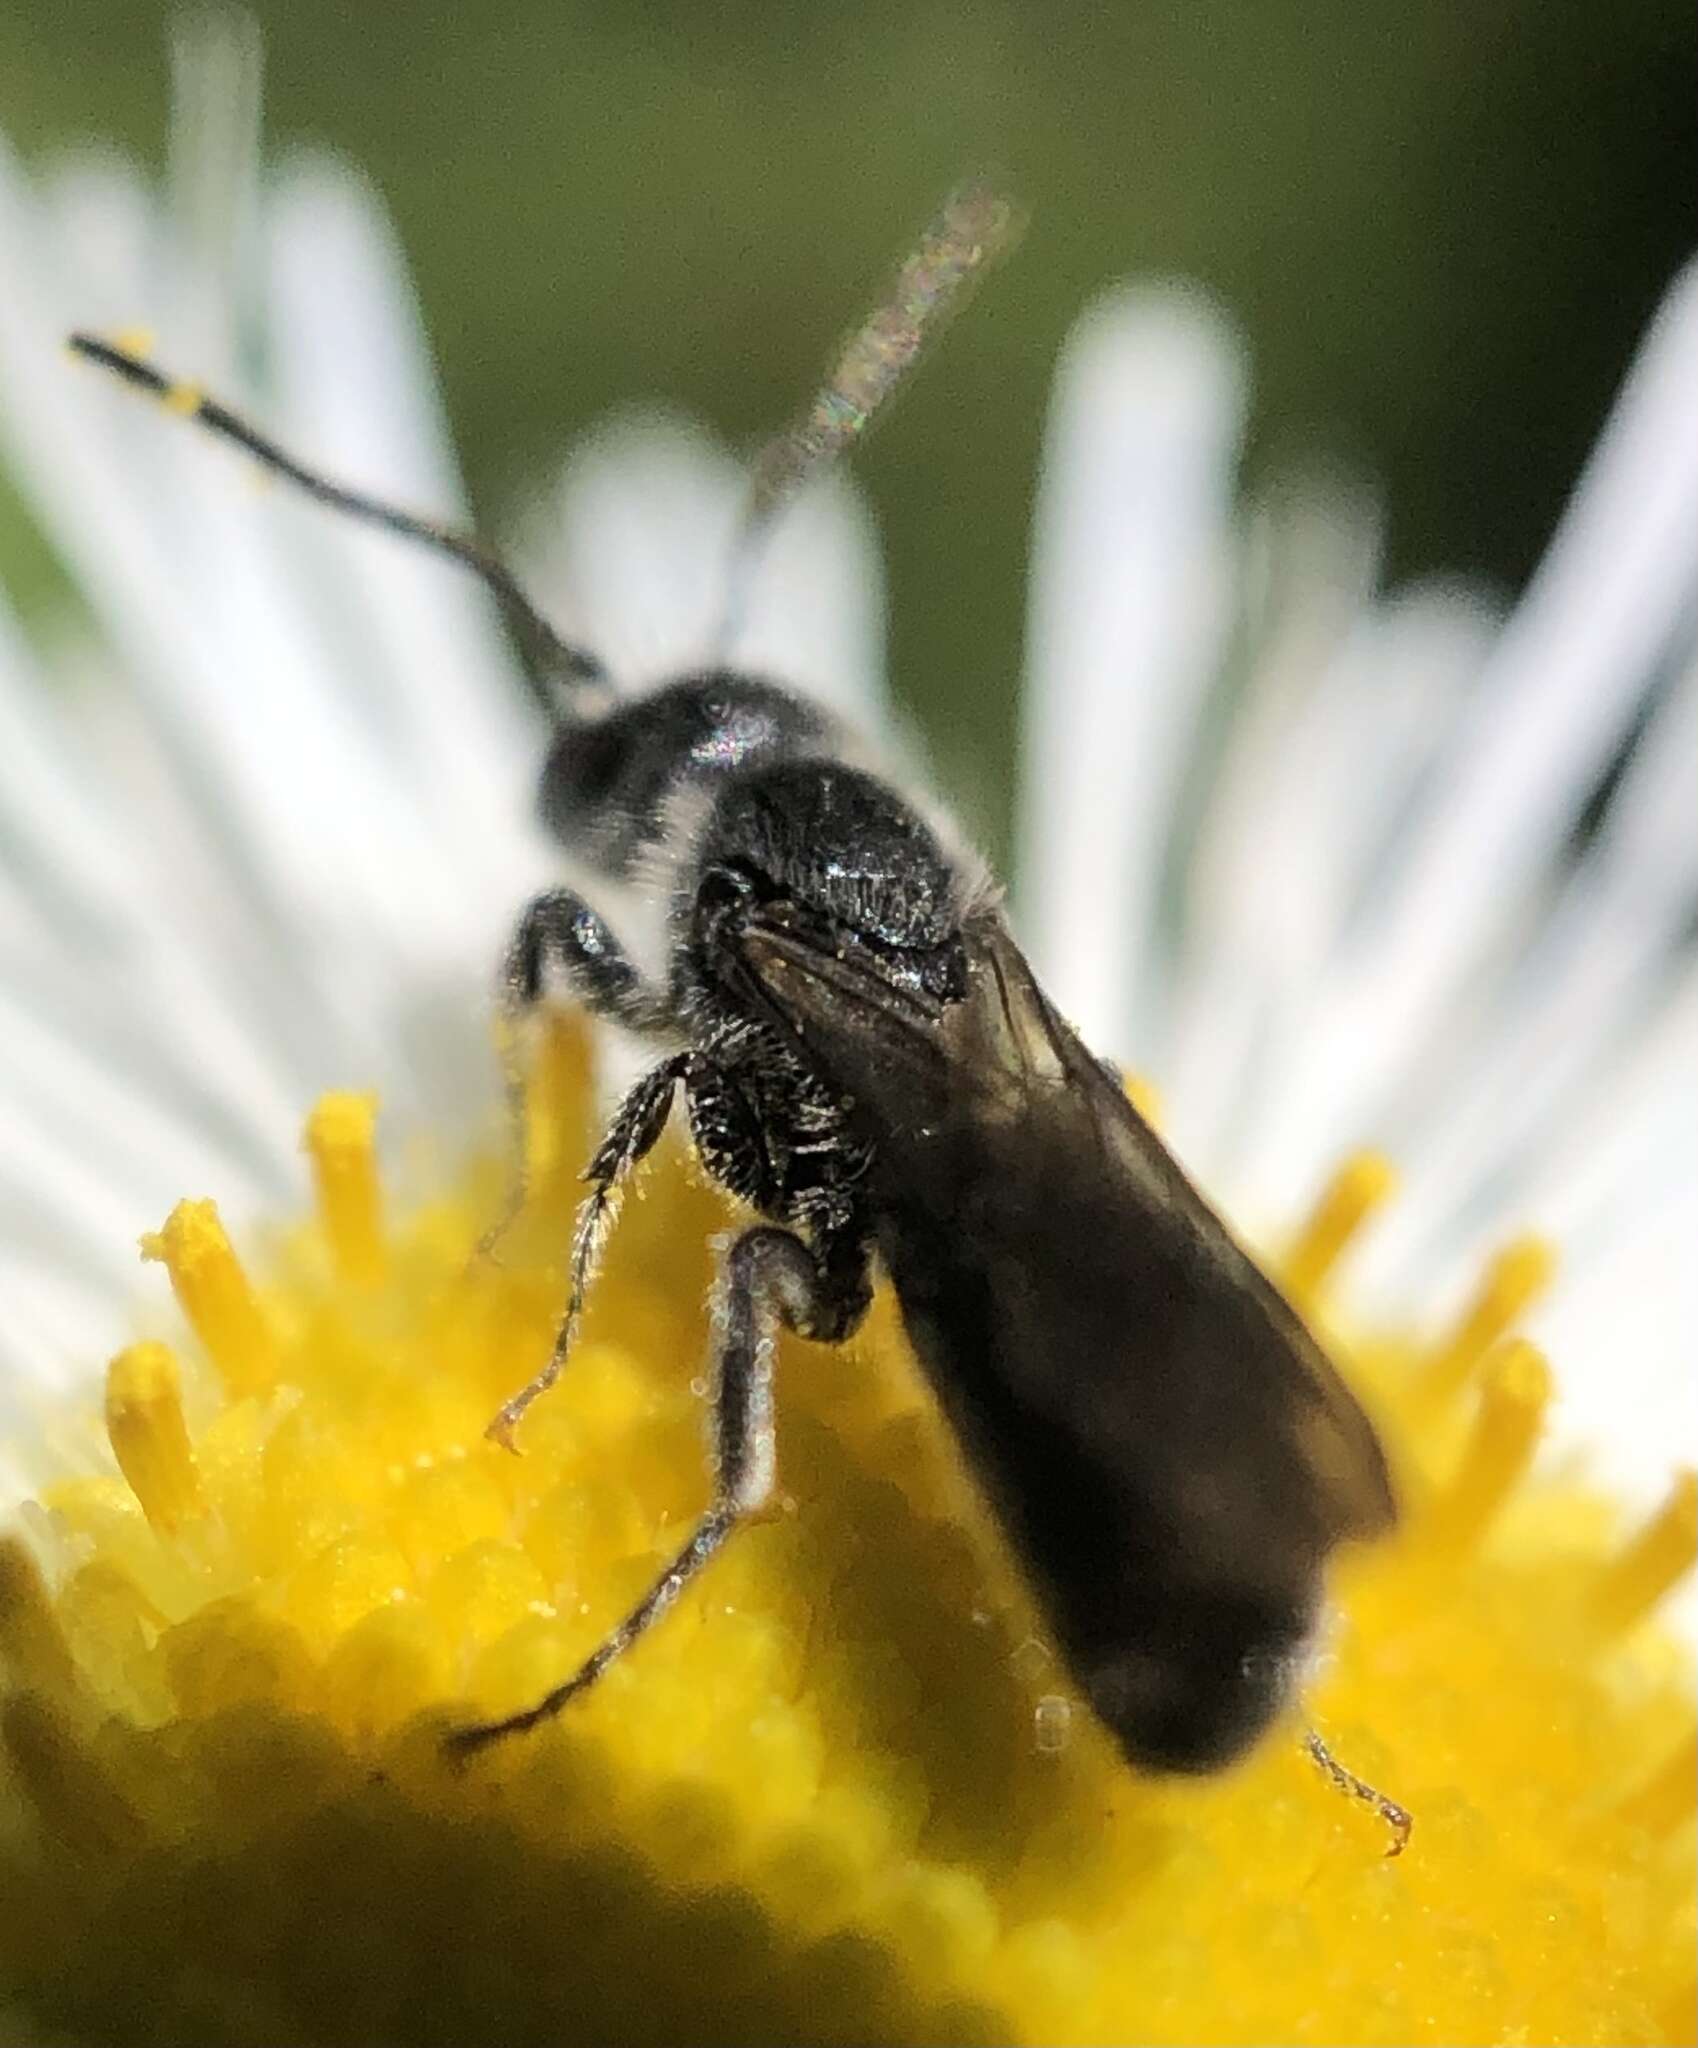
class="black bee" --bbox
[71,186,1401,1818]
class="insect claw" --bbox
[483,1414,525,1456]
[467,1175,531,1276]
[1304,1727,1413,1857]
[466,1233,510,1277]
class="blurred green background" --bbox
[1,0,1691,847]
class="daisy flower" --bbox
[0,26,1692,2047]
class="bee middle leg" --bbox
[449,1223,871,1756]
[484,1053,693,1451]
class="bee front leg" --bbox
[448,1224,870,1757]
[503,889,674,1036]
[478,889,676,1262]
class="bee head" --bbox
[538,671,831,880]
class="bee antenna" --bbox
[718,178,1024,654]
[66,331,609,709]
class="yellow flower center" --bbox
[1,1019,1692,2045]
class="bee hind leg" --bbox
[447,1223,868,1758]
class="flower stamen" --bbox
[0,1541,79,1703]
[102,1342,205,1535]
[1285,1150,1398,1303]
[1,1692,142,1862]
[1588,1469,1698,1638]
[0,1073,1688,2044]
[1415,1234,1557,1407]
[304,1092,387,1288]
[1428,1337,1552,1552]
[139,1199,276,1396]
[521,1010,596,1202]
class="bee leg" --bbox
[484,1053,692,1451]
[503,889,673,1035]
[449,1224,869,1757]
[1303,1728,1413,1856]
[477,889,676,1262]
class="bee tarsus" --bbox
[1305,1727,1414,1857]
[450,1224,854,1757]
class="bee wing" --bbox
[953,920,1397,1548]
[738,903,1396,1768]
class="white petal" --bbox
[1334,955,1698,1506]
[1156,485,1381,1175]
[524,407,887,729]
[1016,284,1247,1058]
[1354,653,1698,1295]
[1524,1180,1698,1494]
[0,137,534,1293]
[1517,955,1698,1255]
[39,151,158,333]
[0,136,332,935]
[163,10,264,369]
[1188,577,1498,1193]
[1238,259,1698,1213]
[0,132,531,971]
[734,465,887,730]
[0,612,154,943]
[0,616,366,1205]
[265,156,548,892]
[0,1097,160,1385]
[0,940,298,1200]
